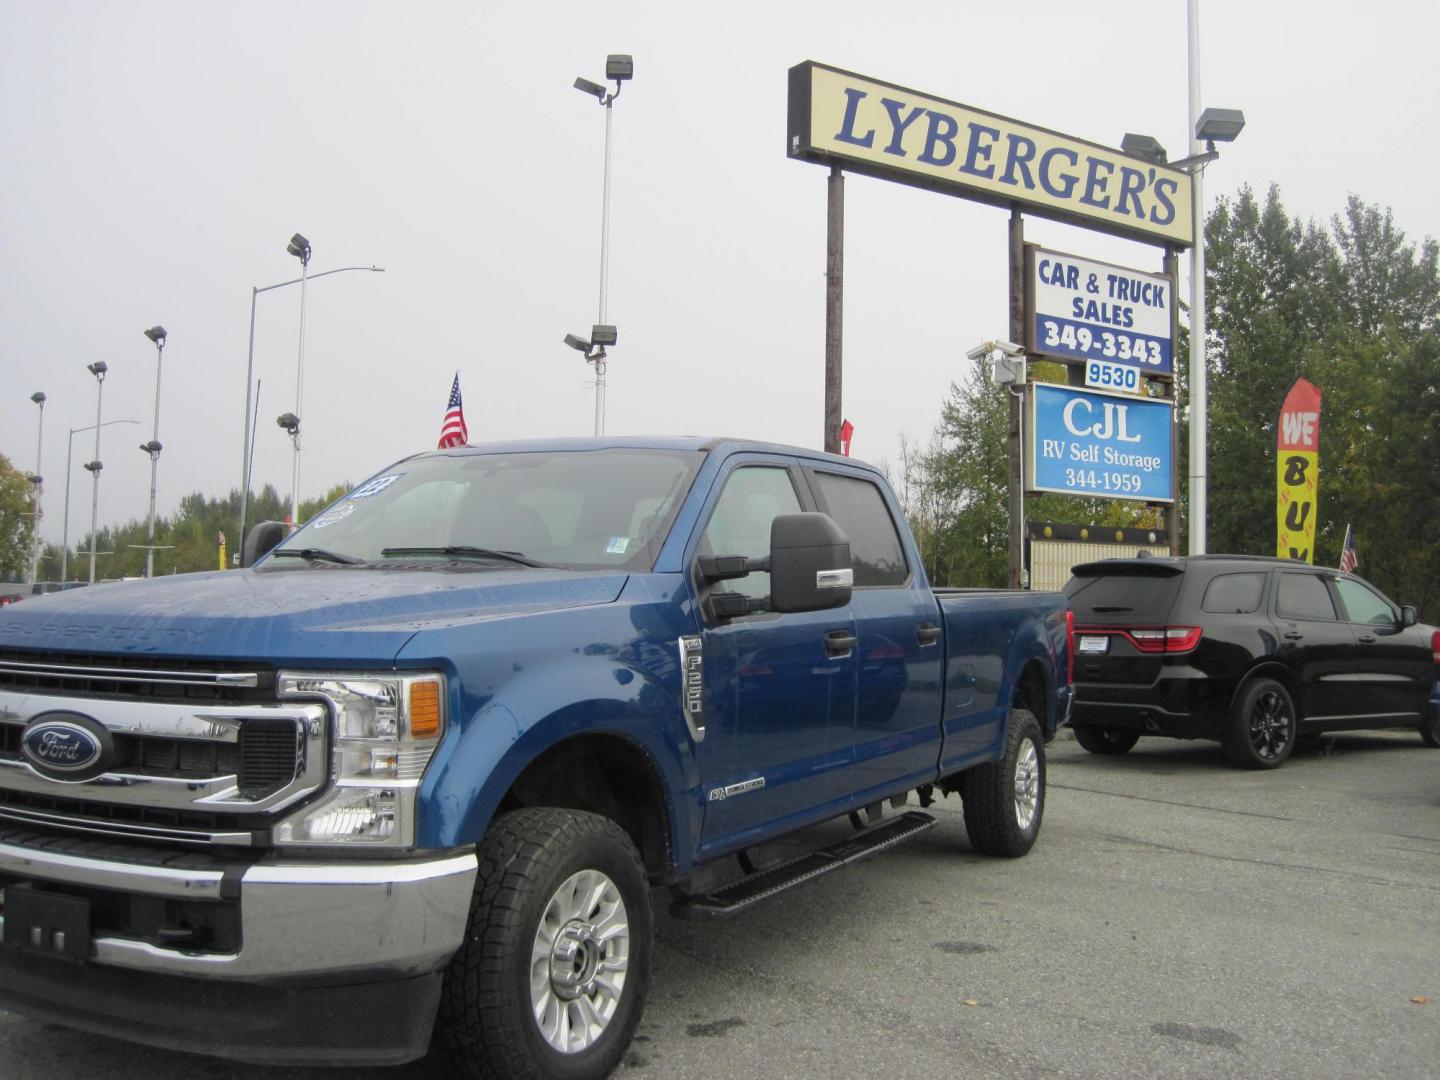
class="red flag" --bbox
[839,419,854,457]
[438,372,469,448]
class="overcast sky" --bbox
[3,0,1436,548]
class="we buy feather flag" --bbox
[1276,377,1322,563]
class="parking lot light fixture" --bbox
[84,361,109,584]
[140,326,168,577]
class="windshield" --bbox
[268,448,702,571]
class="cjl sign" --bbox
[1028,383,1174,502]
[1029,247,1174,374]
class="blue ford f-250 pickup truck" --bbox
[0,437,1072,1078]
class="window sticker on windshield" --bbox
[348,474,402,500]
[606,536,630,555]
[313,503,357,529]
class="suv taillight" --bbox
[1066,609,1076,685]
[1083,626,1203,654]
[1431,629,1440,665]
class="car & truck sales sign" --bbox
[1029,247,1174,375]
[1027,383,1174,502]
[787,62,1194,247]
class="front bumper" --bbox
[0,840,477,1063]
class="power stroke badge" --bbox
[20,712,113,781]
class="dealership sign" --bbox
[1028,384,1174,502]
[1029,247,1174,375]
[787,62,1194,247]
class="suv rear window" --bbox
[1201,572,1265,614]
[1064,567,1183,621]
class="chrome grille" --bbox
[0,677,328,848]
[0,651,272,703]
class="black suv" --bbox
[1064,555,1440,769]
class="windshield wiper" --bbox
[269,548,365,565]
[380,546,553,568]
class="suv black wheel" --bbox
[1421,711,1440,748]
[1072,725,1141,755]
[1224,678,1297,770]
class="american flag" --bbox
[438,372,468,448]
[1339,523,1358,574]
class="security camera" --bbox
[965,342,993,362]
[993,339,1025,357]
[563,333,592,353]
[966,339,1025,362]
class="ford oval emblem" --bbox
[20,712,113,781]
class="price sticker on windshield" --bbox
[1085,359,1141,394]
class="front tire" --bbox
[1072,725,1141,755]
[1223,678,1297,770]
[436,808,653,1080]
[960,708,1045,857]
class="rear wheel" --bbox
[1223,678,1297,770]
[436,808,652,1080]
[1421,711,1440,748]
[1072,725,1141,755]
[960,708,1045,857]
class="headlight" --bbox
[273,672,445,848]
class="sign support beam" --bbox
[1008,209,1025,589]
[824,165,845,454]
[1163,246,1181,554]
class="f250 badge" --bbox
[678,636,706,743]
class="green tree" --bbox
[0,454,36,583]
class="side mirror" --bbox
[768,513,852,613]
[243,521,288,567]
[1401,605,1418,627]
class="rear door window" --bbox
[1276,572,1338,621]
[1201,572,1266,614]
[810,472,908,587]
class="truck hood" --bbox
[0,567,629,664]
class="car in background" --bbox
[1064,555,1440,769]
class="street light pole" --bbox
[28,392,45,586]
[84,362,109,584]
[286,233,311,530]
[1187,0,1208,555]
[238,264,385,553]
[141,325,167,577]
[62,419,138,583]
[571,55,632,436]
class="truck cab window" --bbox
[699,466,802,600]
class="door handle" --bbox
[1357,634,1376,643]
[916,622,942,646]
[1283,631,1304,640]
[825,630,857,657]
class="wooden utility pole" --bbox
[1007,210,1026,588]
[824,165,844,453]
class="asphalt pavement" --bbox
[2,728,1437,1078]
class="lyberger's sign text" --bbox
[788,62,1194,247]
